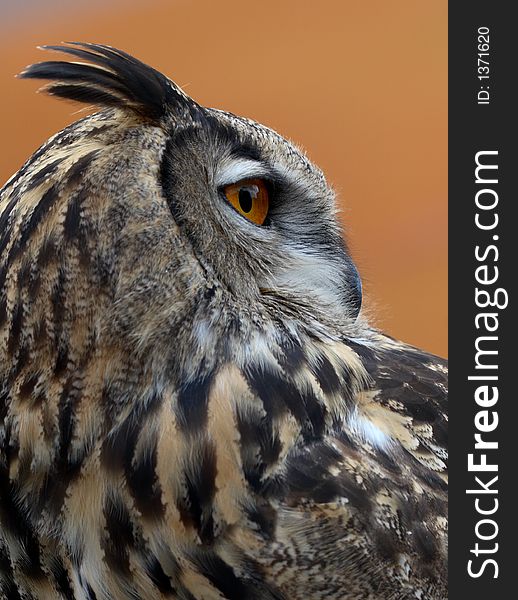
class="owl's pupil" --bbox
[238,188,253,213]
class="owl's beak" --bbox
[347,262,363,320]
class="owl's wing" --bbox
[348,334,448,474]
[256,336,448,599]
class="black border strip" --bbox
[449,3,515,596]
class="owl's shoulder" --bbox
[248,334,448,598]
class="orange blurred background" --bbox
[0,0,447,357]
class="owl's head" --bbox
[4,43,363,375]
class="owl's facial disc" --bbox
[161,115,363,333]
[215,153,362,323]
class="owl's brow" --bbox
[215,158,270,187]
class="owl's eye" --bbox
[223,178,269,225]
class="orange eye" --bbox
[223,178,269,225]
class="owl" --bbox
[0,43,447,600]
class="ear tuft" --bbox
[19,42,198,123]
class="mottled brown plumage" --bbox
[0,44,447,599]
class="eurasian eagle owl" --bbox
[0,43,447,600]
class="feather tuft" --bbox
[18,42,197,122]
